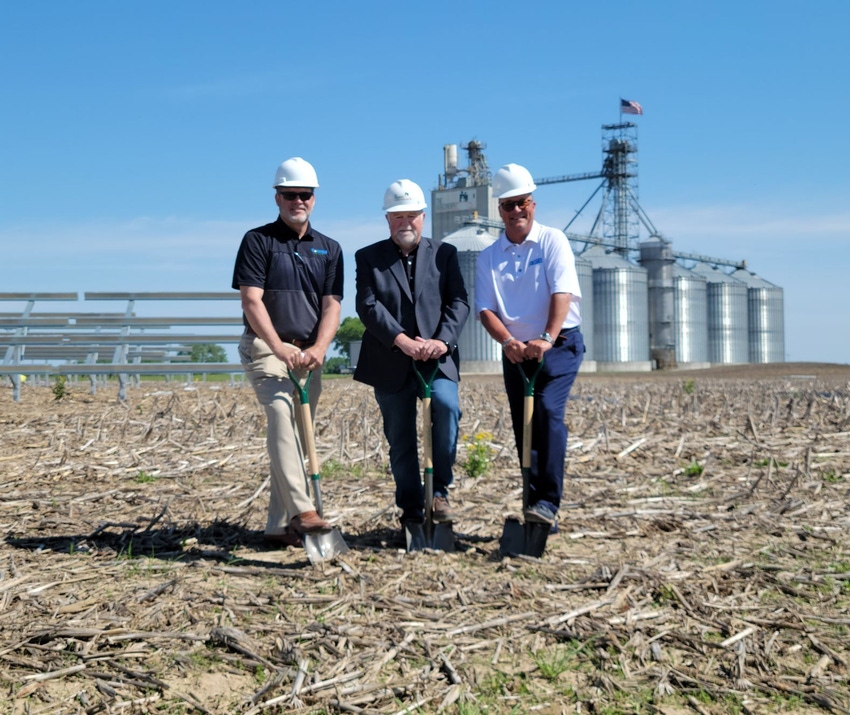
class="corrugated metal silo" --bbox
[731,269,785,363]
[639,236,676,368]
[691,263,749,364]
[574,252,594,363]
[582,245,651,370]
[442,226,502,373]
[672,264,709,365]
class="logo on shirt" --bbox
[310,248,329,255]
[529,257,543,266]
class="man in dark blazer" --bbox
[354,179,469,528]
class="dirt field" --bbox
[1,364,849,714]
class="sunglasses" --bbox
[277,191,314,201]
[499,196,533,212]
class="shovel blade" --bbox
[405,521,427,552]
[500,517,526,556]
[405,521,455,553]
[499,518,550,557]
[523,522,550,558]
[431,522,456,553]
[303,528,349,564]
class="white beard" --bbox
[392,230,419,252]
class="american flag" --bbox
[621,98,643,115]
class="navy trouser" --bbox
[502,328,584,514]
[374,373,461,523]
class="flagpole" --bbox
[618,98,622,123]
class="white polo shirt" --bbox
[475,221,582,342]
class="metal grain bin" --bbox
[442,226,502,373]
[731,268,785,363]
[672,263,709,365]
[639,236,676,368]
[583,245,650,369]
[691,263,749,364]
[574,252,594,362]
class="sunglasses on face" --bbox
[277,191,314,201]
[499,196,533,212]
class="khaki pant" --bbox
[239,334,321,535]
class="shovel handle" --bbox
[412,360,440,398]
[287,369,323,517]
[517,358,544,508]
[412,360,438,473]
[518,358,544,465]
[413,360,439,539]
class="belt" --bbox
[245,329,313,349]
[283,337,313,348]
[554,326,580,347]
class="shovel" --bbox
[288,369,349,564]
[499,358,550,558]
[405,361,456,553]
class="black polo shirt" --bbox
[232,218,344,342]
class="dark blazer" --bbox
[354,237,469,393]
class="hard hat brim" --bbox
[384,202,427,213]
[273,181,320,189]
[495,185,537,200]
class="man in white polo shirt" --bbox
[475,163,584,528]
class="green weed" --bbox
[534,645,576,681]
[685,460,703,477]
[462,432,496,479]
[52,375,68,401]
[321,459,361,480]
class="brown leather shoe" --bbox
[263,527,302,548]
[290,510,331,534]
[432,495,455,523]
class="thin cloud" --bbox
[2,217,245,258]
[158,74,279,101]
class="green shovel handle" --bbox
[287,368,313,405]
[412,360,440,399]
[517,356,544,397]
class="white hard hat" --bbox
[492,163,537,199]
[273,157,320,188]
[382,179,427,212]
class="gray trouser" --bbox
[239,334,321,534]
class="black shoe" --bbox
[524,502,556,525]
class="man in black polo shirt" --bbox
[232,157,343,545]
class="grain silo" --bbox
[691,263,749,364]
[442,225,502,373]
[671,264,709,366]
[639,236,676,368]
[731,268,785,363]
[582,245,651,371]
[574,252,596,370]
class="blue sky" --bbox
[1,1,848,363]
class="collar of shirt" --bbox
[274,217,315,242]
[395,243,419,259]
[499,220,541,251]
